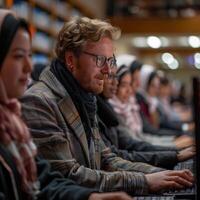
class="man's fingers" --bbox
[167,170,194,180]
[164,180,185,190]
[172,176,193,187]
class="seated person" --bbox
[158,75,194,133]
[28,63,46,87]
[109,64,184,147]
[21,16,194,195]
[138,64,193,135]
[97,66,195,169]
[113,55,194,149]
[0,9,132,200]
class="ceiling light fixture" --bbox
[188,36,200,48]
[161,53,174,64]
[147,36,161,49]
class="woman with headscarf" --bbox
[0,9,133,200]
[109,55,194,148]
[109,63,173,145]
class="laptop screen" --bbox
[192,77,200,200]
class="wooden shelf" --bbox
[109,16,200,34]
[68,0,96,18]
[135,47,200,56]
[31,0,69,21]
[8,0,97,59]
[32,45,53,57]
[33,23,56,37]
[31,0,53,13]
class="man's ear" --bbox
[64,51,75,72]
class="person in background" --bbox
[116,54,193,148]
[28,63,47,87]
[0,9,133,200]
[21,16,194,195]
[109,64,182,147]
[138,64,193,134]
[97,64,195,169]
[115,54,184,139]
[157,75,194,133]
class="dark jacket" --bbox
[136,92,182,137]
[97,96,178,169]
[0,144,95,200]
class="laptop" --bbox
[135,77,200,200]
[192,77,200,200]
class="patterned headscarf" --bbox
[0,11,39,199]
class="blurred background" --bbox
[1,0,200,97]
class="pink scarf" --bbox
[109,96,143,139]
[0,79,39,198]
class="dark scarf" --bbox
[97,95,119,128]
[50,59,97,143]
[0,14,21,66]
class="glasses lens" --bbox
[96,55,106,67]
[108,74,117,80]
[109,58,116,68]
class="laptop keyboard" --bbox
[135,160,196,199]
[135,197,174,200]
[174,159,194,172]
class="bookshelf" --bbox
[4,0,96,64]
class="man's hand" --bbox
[88,192,133,200]
[177,146,196,162]
[146,169,194,193]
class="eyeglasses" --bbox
[108,74,118,80]
[82,51,117,68]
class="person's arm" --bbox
[100,124,178,169]
[21,93,149,195]
[37,157,97,200]
[111,146,178,169]
[98,119,164,174]
[116,123,178,151]
[141,111,182,137]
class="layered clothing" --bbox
[109,94,176,147]
[21,59,164,195]
[0,78,95,200]
[97,95,178,169]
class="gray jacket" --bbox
[21,67,164,195]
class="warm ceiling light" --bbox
[161,53,174,64]
[194,62,200,69]
[160,37,169,47]
[188,36,200,48]
[131,37,147,47]
[168,59,179,70]
[147,36,161,49]
[194,53,200,64]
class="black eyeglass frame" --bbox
[82,51,117,68]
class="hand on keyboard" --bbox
[88,192,133,200]
[177,146,196,162]
[145,169,194,193]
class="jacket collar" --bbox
[39,67,91,166]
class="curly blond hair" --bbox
[55,17,121,62]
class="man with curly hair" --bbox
[21,17,194,195]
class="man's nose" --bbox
[101,63,111,75]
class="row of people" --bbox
[109,55,194,148]
[21,12,195,195]
[0,9,132,200]
[0,8,195,199]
